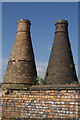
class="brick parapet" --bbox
[2,84,80,119]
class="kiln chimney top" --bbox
[56,19,68,25]
[17,19,31,25]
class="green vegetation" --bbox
[34,76,45,85]
[46,71,48,76]
[46,76,51,85]
[6,87,9,91]
[70,64,73,68]
[20,85,23,91]
[34,76,51,85]
[68,80,78,84]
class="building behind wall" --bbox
[45,20,79,85]
[2,19,37,90]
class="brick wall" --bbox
[2,84,80,119]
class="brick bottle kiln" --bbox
[2,19,37,90]
[45,20,78,84]
[2,19,80,120]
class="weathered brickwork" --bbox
[2,19,37,90]
[2,84,80,119]
[45,20,78,84]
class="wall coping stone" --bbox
[1,84,80,91]
[29,84,80,91]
